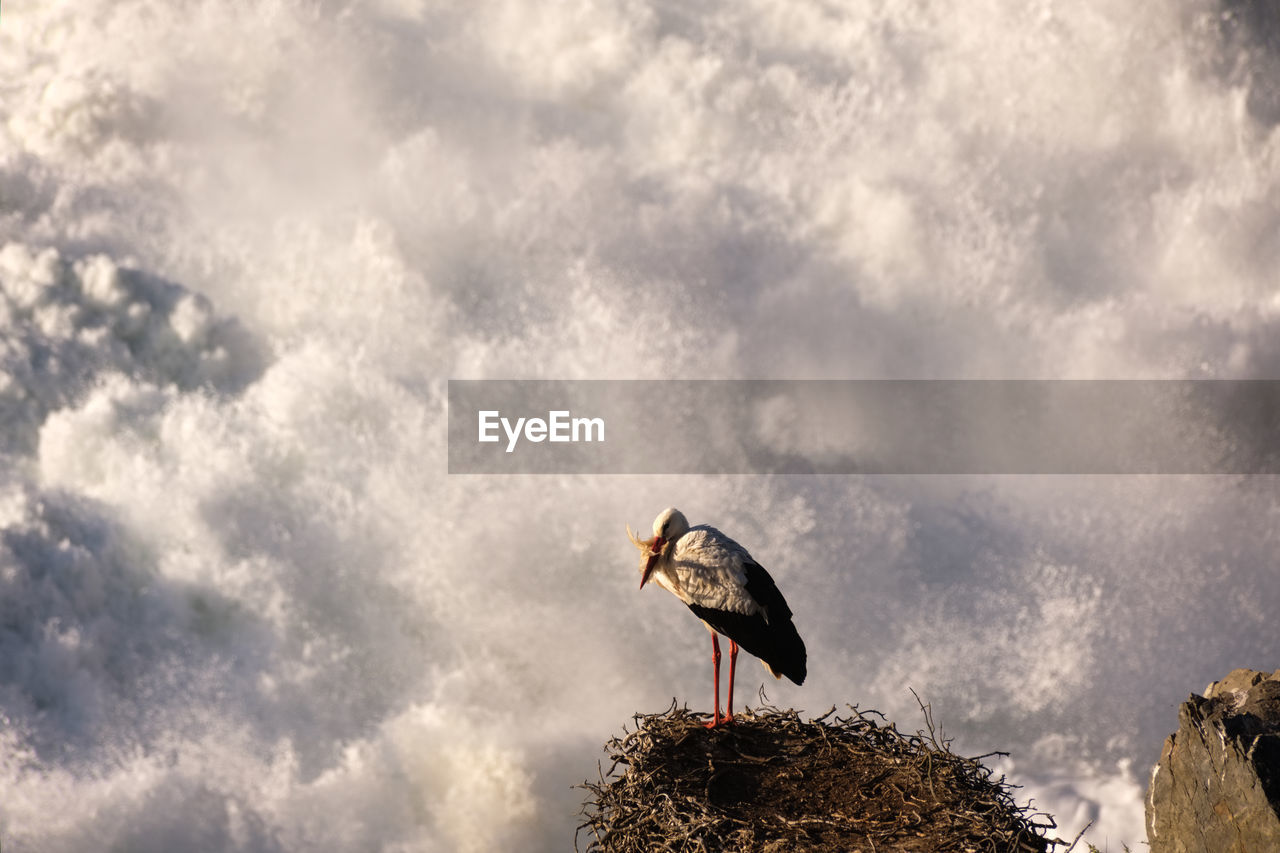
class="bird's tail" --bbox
[763,621,807,686]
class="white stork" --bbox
[629,507,807,728]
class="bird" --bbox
[628,507,806,728]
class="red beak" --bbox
[640,536,665,589]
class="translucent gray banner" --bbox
[447,380,1280,474]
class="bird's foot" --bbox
[703,713,735,729]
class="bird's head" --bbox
[627,507,689,589]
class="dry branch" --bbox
[577,701,1063,853]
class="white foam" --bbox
[4,0,1280,849]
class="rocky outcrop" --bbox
[1146,668,1280,853]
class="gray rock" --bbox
[1147,668,1280,853]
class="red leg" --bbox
[724,640,739,725]
[704,634,722,728]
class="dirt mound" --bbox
[577,701,1061,852]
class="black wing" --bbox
[686,561,807,685]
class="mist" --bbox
[3,0,1280,849]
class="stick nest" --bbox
[577,699,1063,853]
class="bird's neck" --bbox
[650,552,687,600]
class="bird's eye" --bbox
[661,523,669,535]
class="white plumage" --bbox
[644,527,758,614]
